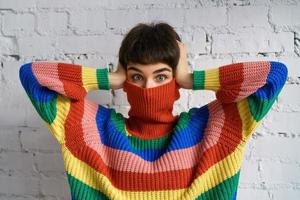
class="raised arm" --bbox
[192,61,288,141]
[19,61,110,143]
[192,61,288,103]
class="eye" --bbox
[131,74,143,81]
[156,75,168,82]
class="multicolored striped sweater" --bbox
[19,61,288,200]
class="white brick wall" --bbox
[0,0,299,199]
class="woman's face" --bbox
[126,62,174,88]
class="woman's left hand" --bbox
[175,40,193,89]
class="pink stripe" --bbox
[81,100,102,145]
[234,61,271,101]
[200,100,225,151]
[80,99,226,173]
[32,62,66,95]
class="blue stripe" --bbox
[19,63,57,102]
[96,104,209,161]
[252,61,288,99]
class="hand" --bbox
[108,62,127,90]
[175,40,193,89]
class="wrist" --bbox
[176,73,193,89]
[108,72,126,90]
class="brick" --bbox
[19,126,61,152]
[0,61,28,126]
[260,161,300,183]
[252,136,300,161]
[0,151,35,175]
[277,84,300,112]
[193,55,233,70]
[37,12,69,35]
[175,89,190,112]
[189,90,216,108]
[54,35,123,55]
[0,196,39,200]
[228,6,269,27]
[146,8,185,28]
[105,9,147,31]
[185,7,227,27]
[2,12,35,36]
[0,127,21,151]
[0,175,39,195]
[236,188,269,200]
[69,9,105,34]
[278,57,300,78]
[212,28,294,54]
[187,29,206,54]
[272,190,300,200]
[0,0,36,11]
[36,0,106,9]
[239,159,261,184]
[230,0,270,6]
[35,152,65,172]
[17,36,56,57]
[262,110,300,134]
[0,37,18,55]
[40,176,70,196]
[270,5,300,26]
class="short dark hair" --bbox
[118,22,181,75]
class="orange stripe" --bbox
[63,101,243,191]
[217,63,244,102]
[58,63,86,99]
[196,102,243,175]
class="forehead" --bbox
[127,62,172,74]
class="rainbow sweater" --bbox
[19,61,288,200]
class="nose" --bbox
[144,80,155,88]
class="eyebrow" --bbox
[127,66,172,74]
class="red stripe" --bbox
[57,63,86,99]
[217,63,244,103]
[63,102,243,191]
[196,102,243,176]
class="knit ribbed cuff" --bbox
[193,70,205,90]
[96,68,110,90]
[193,68,220,91]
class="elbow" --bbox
[19,62,36,91]
[19,63,32,80]
[269,61,288,88]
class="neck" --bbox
[123,78,180,139]
[125,114,179,139]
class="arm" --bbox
[193,61,288,140]
[192,61,288,103]
[19,61,110,143]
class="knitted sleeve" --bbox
[19,61,110,144]
[192,61,288,140]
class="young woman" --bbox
[19,22,288,200]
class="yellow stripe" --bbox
[236,98,262,141]
[204,68,220,91]
[82,65,98,92]
[46,95,71,144]
[61,140,245,199]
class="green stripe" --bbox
[193,70,205,90]
[196,170,240,200]
[96,68,110,90]
[28,93,57,124]
[66,170,239,200]
[247,88,281,121]
[109,108,194,151]
[67,172,109,200]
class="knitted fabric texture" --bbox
[123,78,180,139]
[19,61,288,200]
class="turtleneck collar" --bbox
[122,78,180,139]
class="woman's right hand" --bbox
[108,62,127,90]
